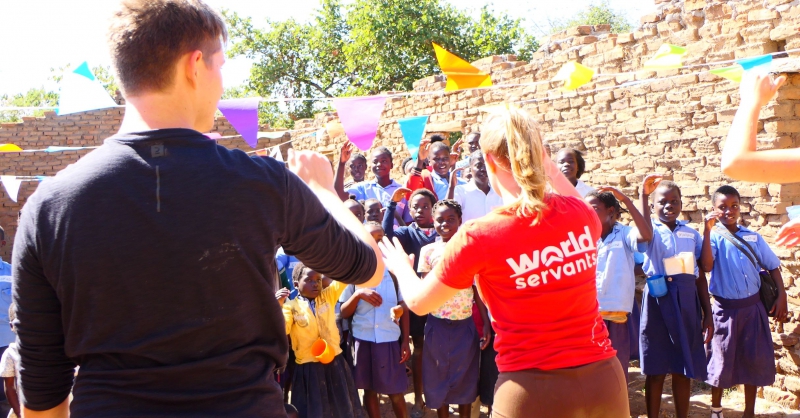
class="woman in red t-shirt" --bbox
[379,105,629,417]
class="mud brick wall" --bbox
[2,0,800,407]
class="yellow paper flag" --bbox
[0,144,22,152]
[432,43,492,91]
[552,61,595,90]
[709,65,744,83]
[643,44,687,70]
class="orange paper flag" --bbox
[0,144,23,152]
[432,43,492,91]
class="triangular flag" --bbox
[325,122,345,139]
[36,176,49,182]
[432,43,492,91]
[204,133,222,140]
[398,116,429,159]
[57,62,117,115]
[643,44,687,70]
[45,146,86,152]
[218,98,260,148]
[552,61,595,90]
[258,131,288,139]
[0,144,23,152]
[315,129,325,143]
[332,96,387,151]
[737,54,772,70]
[255,149,269,157]
[270,146,284,162]
[0,176,22,203]
[710,65,745,83]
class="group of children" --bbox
[275,138,786,418]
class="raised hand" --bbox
[339,141,353,164]
[391,187,411,203]
[451,137,464,154]
[740,71,787,109]
[288,149,335,191]
[704,209,721,230]
[418,138,432,161]
[777,217,800,248]
[641,174,664,196]
[275,288,291,305]
[449,168,465,187]
[597,186,630,203]
[378,237,415,275]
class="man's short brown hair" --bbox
[108,0,228,96]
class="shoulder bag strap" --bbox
[724,228,769,271]
[714,226,761,272]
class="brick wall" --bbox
[2,0,800,407]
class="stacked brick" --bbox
[2,0,800,407]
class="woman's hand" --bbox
[378,237,415,275]
[777,217,800,247]
[740,71,787,109]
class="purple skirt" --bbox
[423,315,479,407]
[705,293,775,388]
[605,316,631,383]
[640,274,708,380]
[291,355,366,418]
[353,339,408,395]
[629,298,641,361]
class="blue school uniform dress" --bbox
[638,219,707,379]
[705,226,779,388]
[339,269,408,395]
[595,223,639,375]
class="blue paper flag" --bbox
[73,62,96,81]
[398,116,429,159]
[45,146,86,152]
[36,176,49,182]
[737,54,772,70]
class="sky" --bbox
[0,0,654,97]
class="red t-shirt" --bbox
[433,194,615,372]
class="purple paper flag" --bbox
[737,54,772,70]
[332,96,387,151]
[218,98,260,148]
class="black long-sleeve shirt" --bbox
[12,129,376,416]
[382,202,438,272]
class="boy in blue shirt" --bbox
[700,185,786,418]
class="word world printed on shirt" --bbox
[508,226,597,290]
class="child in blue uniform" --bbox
[585,183,654,381]
[700,185,786,418]
[638,178,713,418]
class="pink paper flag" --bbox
[218,98,260,148]
[332,96,387,151]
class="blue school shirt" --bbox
[0,258,10,277]
[339,269,402,343]
[708,226,780,300]
[638,219,702,277]
[430,171,466,202]
[596,223,639,313]
[346,179,412,224]
[275,248,298,291]
[0,277,13,347]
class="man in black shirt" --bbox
[12,1,384,417]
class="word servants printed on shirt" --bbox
[508,226,598,290]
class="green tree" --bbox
[550,1,633,34]
[0,87,59,123]
[225,0,538,127]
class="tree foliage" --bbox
[225,0,538,128]
[550,1,633,34]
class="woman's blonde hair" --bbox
[479,104,548,223]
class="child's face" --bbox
[345,200,365,223]
[556,150,578,182]
[295,269,323,299]
[653,186,682,224]
[365,224,385,243]
[410,195,434,227]
[470,154,488,185]
[585,196,615,227]
[713,193,740,228]
[433,206,460,241]
[365,201,382,222]
[431,149,451,177]
[467,134,481,154]
[348,158,367,182]
[370,151,393,179]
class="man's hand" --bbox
[642,174,664,196]
[276,288,291,305]
[740,71,787,109]
[288,149,335,192]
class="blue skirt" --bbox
[605,316,631,383]
[291,355,366,418]
[640,274,707,380]
[423,315,479,407]
[629,298,641,361]
[705,293,775,388]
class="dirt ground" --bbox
[370,362,800,417]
